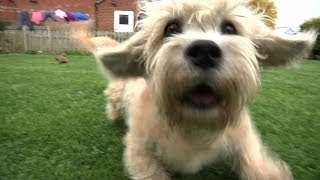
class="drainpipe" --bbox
[111,0,117,6]
[94,3,98,32]
[94,0,106,32]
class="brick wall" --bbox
[0,0,18,25]
[96,0,137,31]
[0,0,137,31]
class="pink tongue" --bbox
[189,93,215,104]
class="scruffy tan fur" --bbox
[88,0,316,179]
[76,32,119,51]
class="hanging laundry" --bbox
[73,12,89,21]
[17,11,34,31]
[31,11,43,24]
[64,12,76,22]
[42,11,57,22]
[55,9,67,19]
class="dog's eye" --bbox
[164,20,182,37]
[221,21,237,35]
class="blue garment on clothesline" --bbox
[73,12,89,21]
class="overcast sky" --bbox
[273,0,320,31]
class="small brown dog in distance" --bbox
[55,53,68,63]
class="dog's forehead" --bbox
[135,0,257,39]
[141,0,249,19]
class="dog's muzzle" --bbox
[184,40,221,69]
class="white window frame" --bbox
[114,11,134,32]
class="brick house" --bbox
[0,0,137,32]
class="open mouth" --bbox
[183,84,219,109]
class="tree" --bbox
[249,0,277,29]
[300,18,320,57]
[300,18,320,32]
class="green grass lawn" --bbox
[0,54,319,180]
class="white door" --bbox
[114,11,134,32]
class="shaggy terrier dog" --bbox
[91,0,316,179]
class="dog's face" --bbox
[96,0,315,125]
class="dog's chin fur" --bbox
[86,0,317,179]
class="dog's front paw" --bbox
[131,169,170,180]
[147,171,170,180]
[269,161,293,180]
[241,160,292,180]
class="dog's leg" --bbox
[104,79,146,123]
[227,114,292,180]
[124,132,170,180]
[104,80,126,122]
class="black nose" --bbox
[185,40,222,69]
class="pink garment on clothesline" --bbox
[55,9,67,19]
[31,11,43,24]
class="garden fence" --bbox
[0,26,134,53]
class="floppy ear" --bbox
[253,29,317,67]
[94,31,146,78]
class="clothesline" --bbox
[17,9,91,31]
[0,6,38,13]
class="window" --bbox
[119,15,129,25]
[114,11,134,32]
